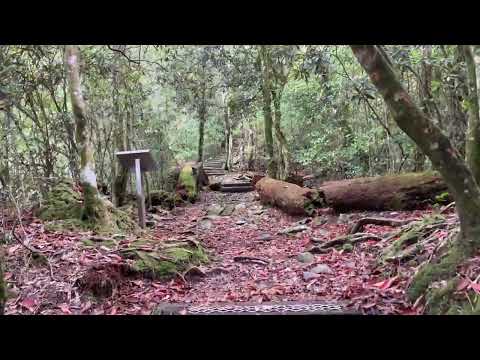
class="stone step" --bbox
[220,186,254,193]
[204,167,224,170]
[206,172,226,176]
[221,182,252,187]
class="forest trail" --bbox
[4,175,428,315]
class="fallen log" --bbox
[256,172,450,215]
[318,172,450,212]
[255,177,327,216]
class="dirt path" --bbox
[3,189,426,315]
[150,190,423,314]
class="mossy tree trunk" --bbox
[65,45,107,224]
[259,46,277,178]
[111,46,129,207]
[464,45,480,183]
[351,45,480,300]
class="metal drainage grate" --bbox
[153,301,350,315]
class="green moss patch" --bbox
[150,190,183,209]
[381,214,446,263]
[37,178,138,235]
[119,239,208,279]
[178,165,197,202]
[36,179,83,221]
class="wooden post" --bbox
[135,158,146,228]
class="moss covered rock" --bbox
[120,239,208,279]
[150,190,183,210]
[37,178,138,235]
[36,179,83,221]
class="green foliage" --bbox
[435,191,451,204]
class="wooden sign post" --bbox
[116,150,157,229]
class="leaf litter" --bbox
[2,192,473,315]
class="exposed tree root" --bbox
[380,213,456,264]
[349,217,413,234]
[308,232,383,254]
[233,256,269,265]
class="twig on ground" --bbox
[440,202,455,214]
[233,256,269,265]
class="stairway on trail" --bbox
[203,158,226,176]
[203,157,254,193]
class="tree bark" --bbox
[111,46,129,207]
[65,45,107,223]
[259,46,277,178]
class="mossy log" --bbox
[255,177,327,216]
[318,172,450,212]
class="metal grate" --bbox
[153,301,349,315]
[188,302,344,314]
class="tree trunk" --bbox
[246,125,255,171]
[255,177,326,216]
[111,46,129,207]
[351,45,480,302]
[224,102,232,171]
[65,45,107,223]
[272,88,289,180]
[318,172,449,212]
[464,45,480,183]
[259,46,277,178]
[197,92,206,163]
